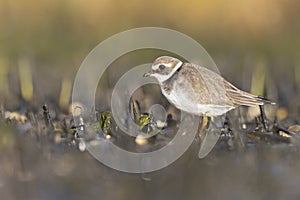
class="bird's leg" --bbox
[207,117,211,129]
[259,105,268,131]
[200,115,210,130]
[198,116,221,158]
[198,115,210,142]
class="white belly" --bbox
[162,88,235,117]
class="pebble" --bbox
[78,140,86,152]
[288,125,300,134]
[135,134,148,145]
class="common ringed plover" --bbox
[144,56,274,117]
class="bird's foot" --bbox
[259,104,269,132]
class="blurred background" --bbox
[1,0,300,110]
[0,0,300,199]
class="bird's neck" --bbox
[160,71,179,95]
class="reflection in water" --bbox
[1,124,300,200]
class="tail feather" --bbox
[255,96,276,105]
[224,80,275,107]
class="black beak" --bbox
[143,72,152,77]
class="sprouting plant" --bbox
[99,111,112,135]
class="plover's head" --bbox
[143,56,183,83]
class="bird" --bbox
[143,56,274,119]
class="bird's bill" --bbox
[143,71,153,77]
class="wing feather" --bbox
[224,80,273,106]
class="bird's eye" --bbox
[159,65,166,70]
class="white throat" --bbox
[152,61,183,83]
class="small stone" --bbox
[78,140,86,152]
[69,102,83,116]
[156,120,167,128]
[54,133,62,144]
[5,111,27,124]
[242,123,247,130]
[279,131,291,138]
[135,134,148,145]
[288,125,300,134]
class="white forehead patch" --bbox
[151,61,183,83]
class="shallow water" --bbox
[1,126,300,200]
